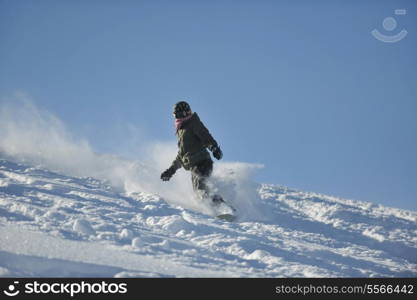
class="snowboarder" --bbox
[160,101,224,205]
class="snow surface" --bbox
[0,157,416,278]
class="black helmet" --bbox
[173,101,191,118]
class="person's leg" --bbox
[191,159,213,199]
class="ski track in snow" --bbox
[0,158,416,277]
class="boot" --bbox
[212,194,225,205]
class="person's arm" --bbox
[170,153,182,170]
[161,153,182,181]
[193,116,223,160]
[193,115,218,149]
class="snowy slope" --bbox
[0,157,416,278]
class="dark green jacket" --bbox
[171,113,218,171]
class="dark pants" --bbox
[190,159,213,199]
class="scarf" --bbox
[175,114,193,130]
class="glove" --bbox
[211,145,223,160]
[160,167,176,181]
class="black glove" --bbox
[160,166,176,181]
[211,145,223,160]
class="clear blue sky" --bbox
[1,0,416,210]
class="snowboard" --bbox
[216,213,236,222]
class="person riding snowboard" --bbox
[160,101,224,204]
